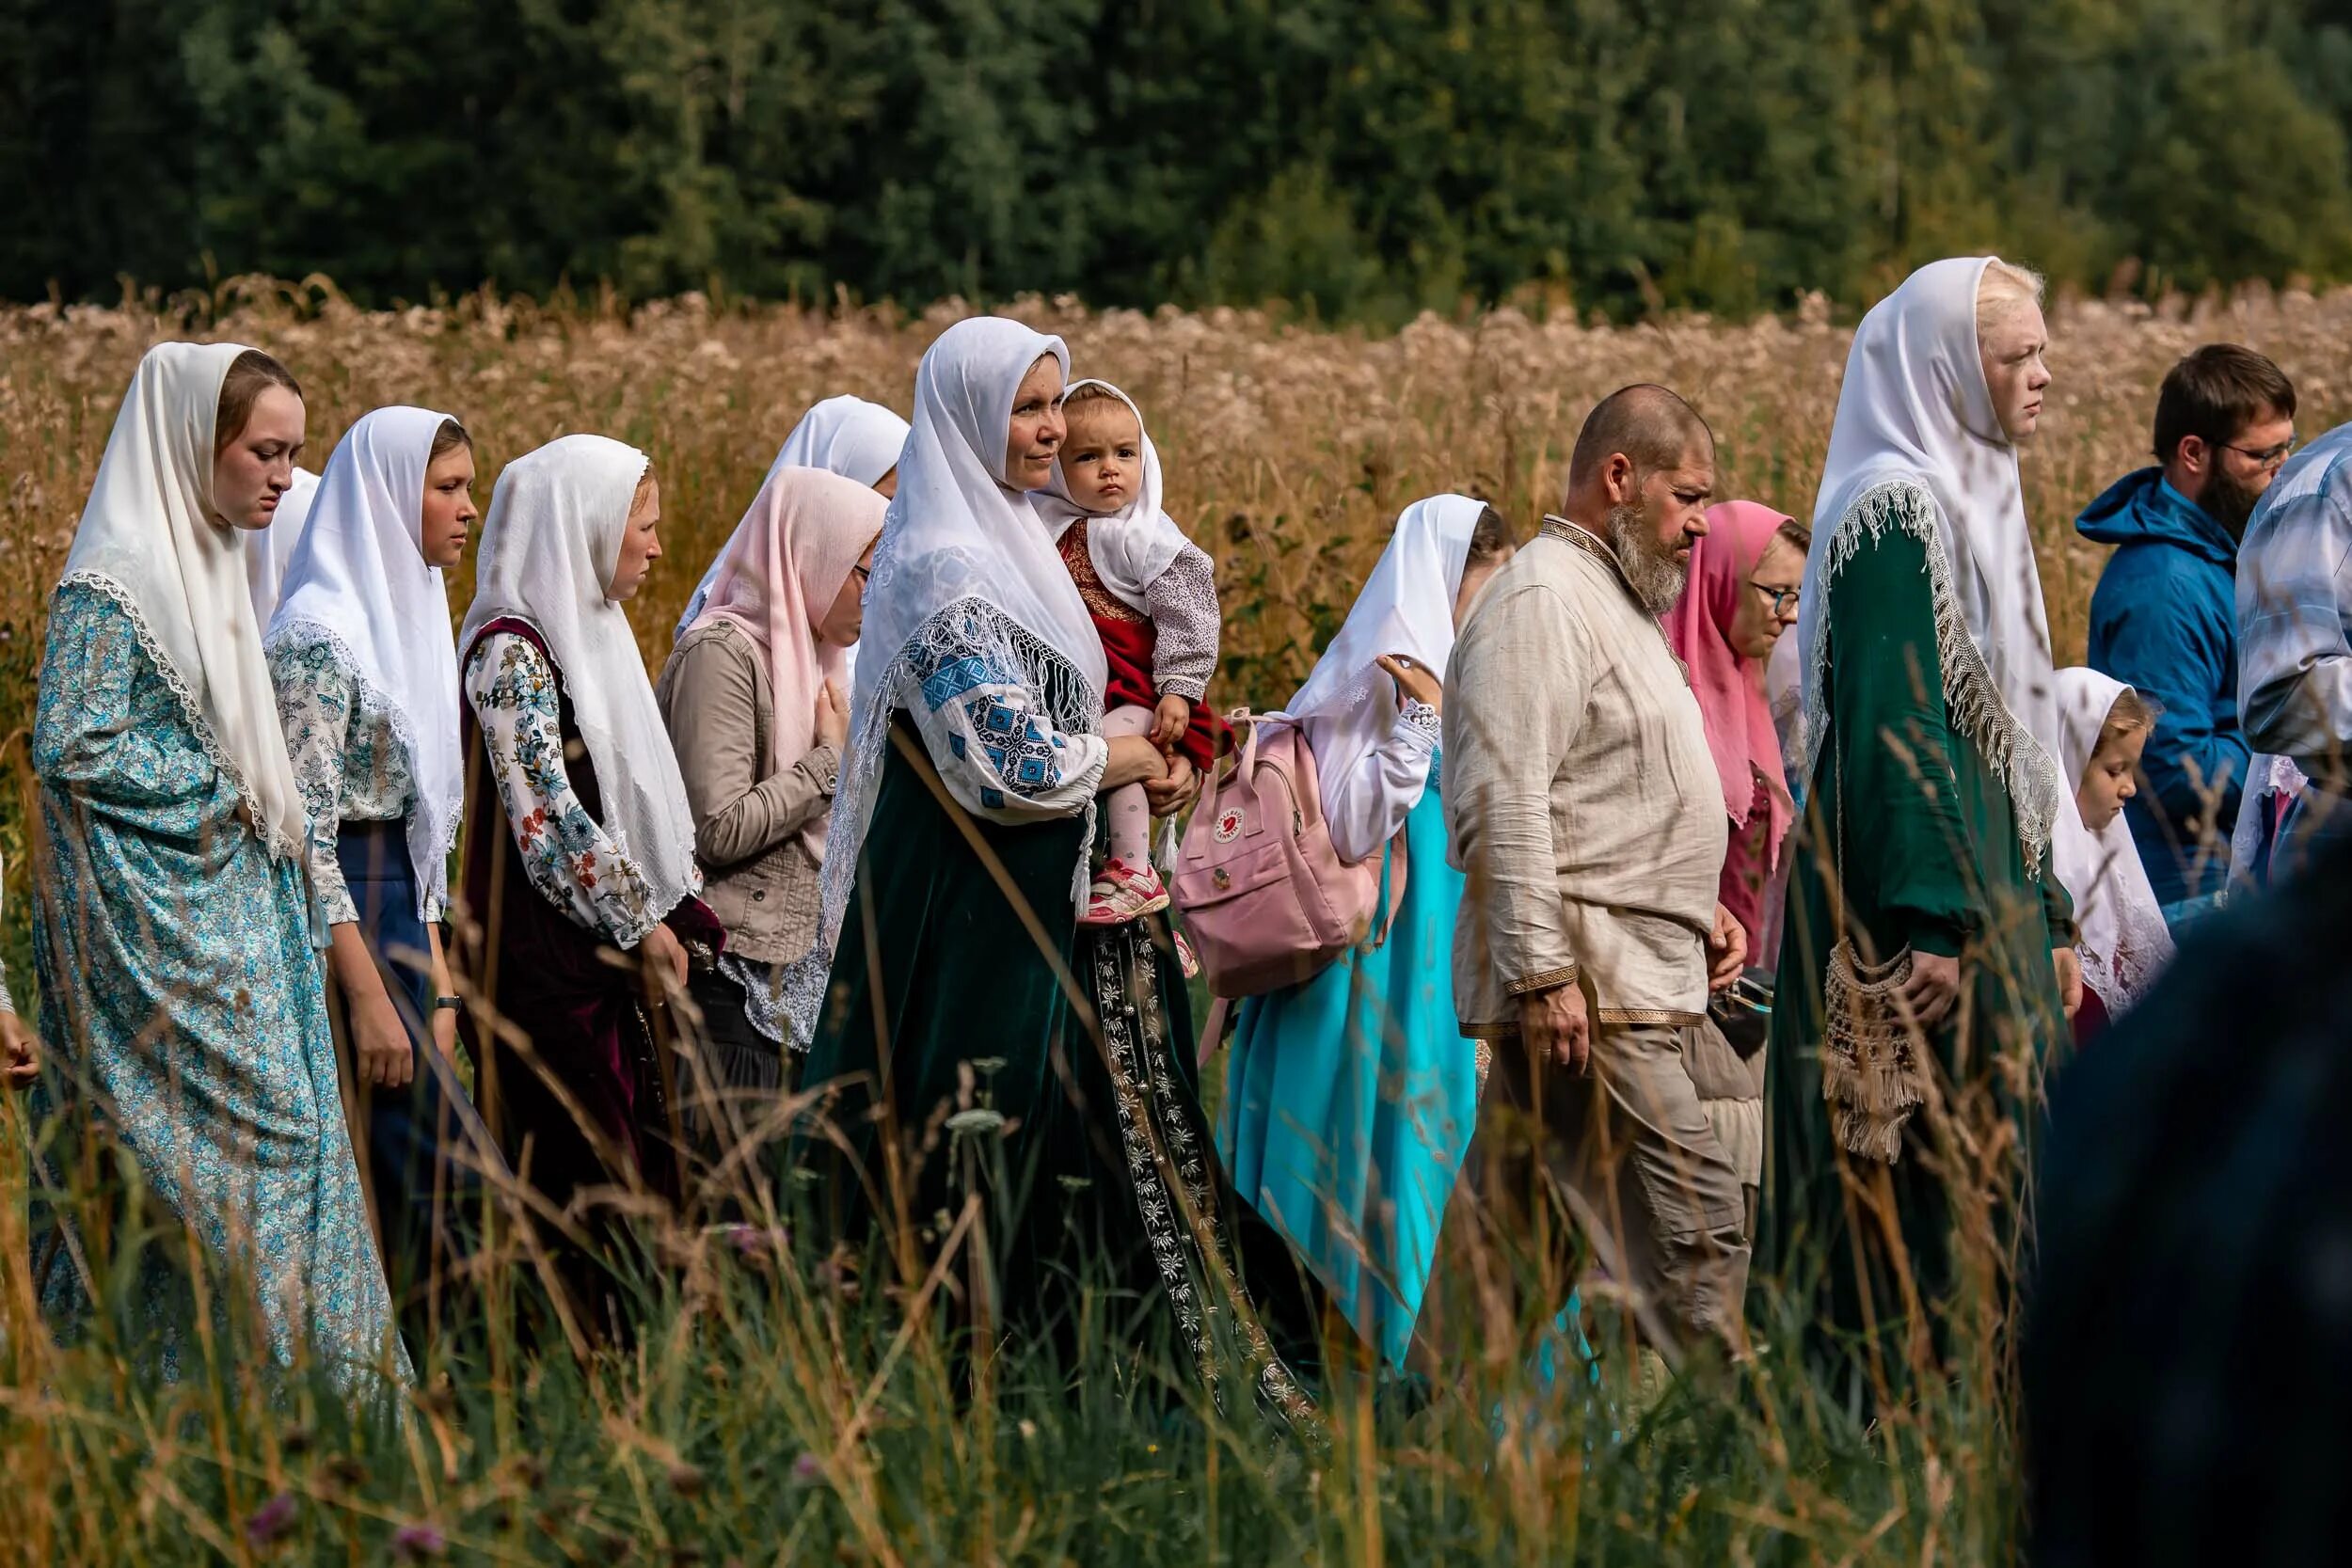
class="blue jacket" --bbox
[2077,468,2249,904]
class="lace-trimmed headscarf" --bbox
[241,466,319,626]
[2053,668,2174,1011]
[1793,256,2067,867]
[1032,378,1193,612]
[461,434,704,927]
[59,341,309,859]
[820,317,1106,940]
[267,405,466,921]
[677,396,909,639]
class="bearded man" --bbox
[1443,384,1752,1361]
[2077,344,2297,926]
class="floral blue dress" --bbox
[29,582,404,1386]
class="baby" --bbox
[1042,380,1222,925]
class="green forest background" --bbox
[6,0,2350,323]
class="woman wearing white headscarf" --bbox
[454,434,724,1332]
[792,318,1315,1417]
[1765,257,2080,1397]
[29,342,402,1386]
[674,395,908,640]
[657,466,884,1139]
[2051,669,2174,1034]
[1216,494,1513,1371]
[266,405,495,1334]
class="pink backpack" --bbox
[1172,711,1406,1000]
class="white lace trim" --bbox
[61,570,306,863]
[265,616,461,922]
[819,598,1104,950]
[1796,482,2064,874]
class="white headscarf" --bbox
[59,341,308,860]
[821,317,1106,938]
[2053,669,2174,1012]
[241,466,319,626]
[676,396,910,640]
[1034,378,1194,610]
[1284,494,1485,826]
[1793,256,2066,866]
[267,406,465,921]
[461,434,702,925]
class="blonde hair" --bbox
[1978,258,2047,325]
[1060,382,1141,440]
[2091,688,2157,768]
[1059,382,1127,413]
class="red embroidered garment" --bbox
[1055,524,1227,772]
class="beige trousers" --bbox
[1462,1017,1752,1357]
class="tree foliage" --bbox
[6,0,2349,320]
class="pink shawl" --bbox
[1665,499,1796,866]
[686,465,886,860]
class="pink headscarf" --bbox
[686,465,886,860]
[1665,500,1797,866]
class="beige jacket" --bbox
[656,619,839,964]
[1444,519,1727,1038]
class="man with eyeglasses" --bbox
[2078,343,2296,928]
[2238,417,2352,873]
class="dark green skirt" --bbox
[795,727,1319,1420]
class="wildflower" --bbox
[392,1523,447,1561]
[945,1107,1006,1135]
[244,1494,298,1548]
[791,1453,824,1486]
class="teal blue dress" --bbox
[26,582,404,1387]
[1217,751,1476,1370]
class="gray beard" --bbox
[1605,502,1689,615]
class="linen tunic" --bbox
[1445,520,1728,1037]
[29,582,402,1385]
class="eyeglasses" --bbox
[1749,579,1801,618]
[2219,436,2297,471]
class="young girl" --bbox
[266,404,492,1341]
[2055,668,2176,1042]
[1035,379,1222,925]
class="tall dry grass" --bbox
[2,276,2346,1564]
[6,275,2350,715]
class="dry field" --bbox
[2,277,2348,1564]
[7,276,2351,726]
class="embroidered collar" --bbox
[1538,515,1691,687]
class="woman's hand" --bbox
[427,924,459,1060]
[1901,949,1963,1027]
[1102,736,1170,791]
[1375,653,1443,715]
[1145,753,1201,818]
[640,923,691,996]
[326,922,413,1088]
[814,680,850,752]
[352,988,415,1089]
[2053,946,2083,1022]
[1,1010,37,1092]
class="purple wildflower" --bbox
[244,1494,298,1547]
[392,1522,448,1561]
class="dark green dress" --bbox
[796,725,1318,1420]
[1764,510,2073,1402]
